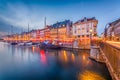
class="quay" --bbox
[91,41,120,80]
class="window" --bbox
[87,27,89,33]
[82,35,84,37]
[74,30,76,34]
[82,30,84,34]
[87,35,89,37]
[82,28,84,30]
[78,28,80,34]
[74,26,77,34]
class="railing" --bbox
[100,42,120,80]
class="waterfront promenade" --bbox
[106,41,120,49]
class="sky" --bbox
[0,0,120,36]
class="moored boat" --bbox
[11,42,18,45]
[24,42,32,46]
[39,40,61,49]
[18,42,25,46]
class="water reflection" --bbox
[40,50,47,64]
[32,46,35,53]
[0,42,112,80]
[71,53,75,62]
[78,70,105,80]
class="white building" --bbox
[73,17,98,46]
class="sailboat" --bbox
[24,24,33,46]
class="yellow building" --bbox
[50,20,72,42]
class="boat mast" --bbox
[28,24,29,32]
[11,26,13,35]
[28,24,30,41]
[44,17,46,28]
[44,17,46,40]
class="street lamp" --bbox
[90,29,92,33]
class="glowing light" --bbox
[90,29,92,33]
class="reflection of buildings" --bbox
[73,17,98,46]
[58,50,76,63]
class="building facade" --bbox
[73,17,98,46]
[114,19,120,41]
[106,19,120,41]
[106,25,113,41]
[50,20,72,41]
[44,26,51,40]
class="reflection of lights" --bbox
[40,50,45,54]
[63,50,68,62]
[71,53,75,62]
[78,70,105,80]
[86,60,90,65]
[32,46,35,52]
[81,53,91,66]
[83,55,86,60]
[40,50,46,64]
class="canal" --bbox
[0,42,112,80]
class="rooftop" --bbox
[52,20,72,28]
[74,17,97,24]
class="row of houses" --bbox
[4,17,98,44]
[102,19,120,41]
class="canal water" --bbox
[0,42,112,80]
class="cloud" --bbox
[0,2,47,30]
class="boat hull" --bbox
[39,43,61,49]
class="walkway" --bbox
[100,41,120,80]
[106,41,120,49]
